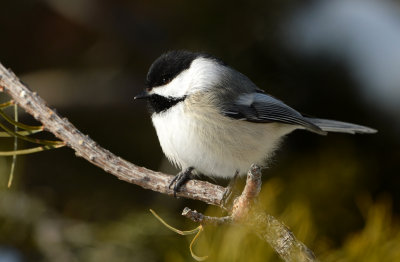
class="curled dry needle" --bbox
[150,209,209,261]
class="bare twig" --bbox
[239,167,317,262]
[0,63,317,262]
[183,165,317,262]
[182,208,233,226]
[182,165,263,224]
[231,164,263,222]
[249,210,317,262]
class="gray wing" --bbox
[223,92,377,135]
[223,92,326,135]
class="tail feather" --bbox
[303,117,377,135]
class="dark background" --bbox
[0,0,399,261]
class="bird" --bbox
[134,50,377,195]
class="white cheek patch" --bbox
[151,70,191,98]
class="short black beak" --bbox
[134,91,152,100]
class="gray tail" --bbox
[303,117,377,135]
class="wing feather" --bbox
[223,93,326,135]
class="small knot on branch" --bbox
[183,207,232,226]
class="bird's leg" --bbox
[169,167,194,197]
[222,170,240,207]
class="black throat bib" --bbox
[148,94,186,113]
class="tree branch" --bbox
[0,63,317,262]
[0,64,224,206]
[183,165,317,262]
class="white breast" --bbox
[151,100,297,179]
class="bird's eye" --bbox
[160,74,172,85]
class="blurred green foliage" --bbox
[1,176,400,261]
[0,0,399,261]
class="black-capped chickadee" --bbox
[135,50,376,194]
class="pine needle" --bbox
[189,225,208,261]
[0,144,64,156]
[150,209,200,235]
[7,103,18,187]
[150,209,208,261]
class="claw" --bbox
[169,167,194,197]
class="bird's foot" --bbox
[169,167,194,197]
[222,170,240,208]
